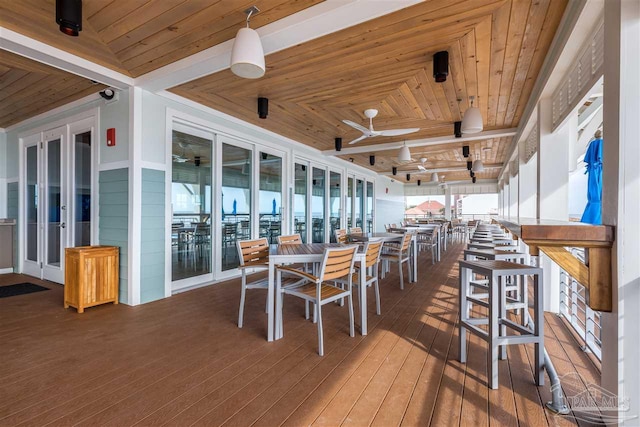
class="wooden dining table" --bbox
[267,243,368,342]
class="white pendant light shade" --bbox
[461,96,483,134]
[430,172,439,182]
[398,145,412,162]
[472,156,484,172]
[230,27,265,79]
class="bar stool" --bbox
[459,259,544,390]
[463,248,530,319]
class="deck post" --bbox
[601,0,640,423]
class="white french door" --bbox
[21,119,95,283]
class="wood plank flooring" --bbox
[0,242,602,426]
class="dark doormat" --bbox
[0,283,50,298]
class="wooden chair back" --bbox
[277,234,302,245]
[319,246,358,282]
[349,227,363,234]
[400,233,412,253]
[335,228,348,244]
[237,238,269,266]
[364,241,384,269]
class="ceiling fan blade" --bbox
[342,120,371,134]
[418,165,427,172]
[347,135,368,145]
[378,128,420,137]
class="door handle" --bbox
[58,222,66,229]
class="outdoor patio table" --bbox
[267,243,368,342]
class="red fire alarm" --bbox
[106,128,116,147]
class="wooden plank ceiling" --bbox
[0,0,323,77]
[0,50,105,128]
[171,0,568,183]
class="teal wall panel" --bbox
[140,168,165,304]
[99,168,129,303]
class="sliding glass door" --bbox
[171,128,212,282]
[366,181,374,232]
[294,163,308,242]
[329,171,341,242]
[259,152,283,246]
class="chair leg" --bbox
[348,292,355,337]
[305,301,310,320]
[374,280,381,315]
[317,302,324,356]
[238,273,246,328]
[398,259,404,290]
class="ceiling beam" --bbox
[0,27,134,89]
[322,128,518,156]
[135,0,422,92]
[380,163,504,176]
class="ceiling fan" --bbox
[342,109,420,145]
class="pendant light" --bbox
[230,6,265,79]
[430,172,439,183]
[461,96,483,134]
[472,154,484,172]
[398,143,412,162]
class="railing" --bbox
[559,248,602,360]
[404,213,496,222]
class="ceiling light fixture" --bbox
[56,0,82,36]
[430,172,439,183]
[472,154,484,172]
[461,96,483,134]
[230,6,265,79]
[398,143,412,162]
[433,51,449,83]
[257,97,268,118]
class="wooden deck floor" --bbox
[0,242,603,426]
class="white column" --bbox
[519,152,537,219]
[537,100,576,313]
[537,98,574,221]
[601,1,640,422]
[128,87,143,306]
[444,186,452,220]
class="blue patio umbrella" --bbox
[580,137,603,225]
[272,198,277,215]
[232,199,237,215]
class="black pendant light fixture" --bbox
[454,121,462,138]
[335,137,342,152]
[433,51,449,83]
[392,167,397,176]
[417,180,421,186]
[406,173,411,182]
[369,155,375,166]
[56,0,82,36]
[257,97,268,119]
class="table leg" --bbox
[268,260,275,342]
[411,238,418,282]
[275,268,283,340]
[360,258,367,335]
[437,230,442,262]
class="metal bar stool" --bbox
[459,259,544,390]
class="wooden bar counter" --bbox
[495,218,615,312]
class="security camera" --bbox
[99,88,116,101]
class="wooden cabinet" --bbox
[64,246,119,313]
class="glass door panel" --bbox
[221,143,251,271]
[346,177,353,229]
[73,131,92,246]
[171,130,212,281]
[259,152,282,246]
[355,179,364,230]
[366,181,374,232]
[46,138,62,267]
[25,145,39,263]
[329,171,341,242]
[311,167,325,243]
[294,163,307,242]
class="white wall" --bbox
[518,152,537,218]
[375,175,405,231]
